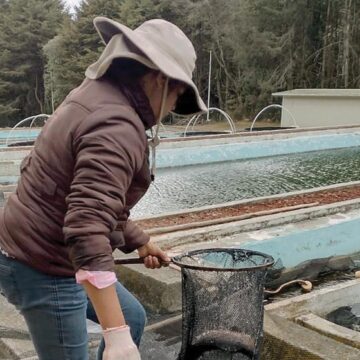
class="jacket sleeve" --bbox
[63,109,146,272]
[111,219,150,254]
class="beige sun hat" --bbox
[86,17,207,116]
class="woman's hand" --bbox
[103,326,141,360]
[137,241,170,269]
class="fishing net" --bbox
[172,248,274,360]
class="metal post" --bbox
[207,51,212,122]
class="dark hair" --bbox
[104,57,185,90]
[104,58,152,85]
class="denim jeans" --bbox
[0,252,146,360]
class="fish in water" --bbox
[185,329,256,359]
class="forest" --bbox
[0,0,359,126]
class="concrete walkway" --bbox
[0,295,36,359]
[0,294,181,360]
[4,288,360,360]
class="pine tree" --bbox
[44,0,125,109]
[44,0,196,108]
[0,0,64,126]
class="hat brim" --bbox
[93,17,207,116]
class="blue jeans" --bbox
[0,252,146,360]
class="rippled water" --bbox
[131,147,360,218]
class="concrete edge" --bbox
[265,279,360,318]
[296,313,360,349]
[3,126,360,152]
[152,198,360,249]
[158,125,360,147]
[263,312,360,359]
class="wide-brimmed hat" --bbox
[86,17,207,116]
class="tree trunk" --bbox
[321,0,331,88]
[34,75,44,114]
[216,70,223,110]
[343,0,352,87]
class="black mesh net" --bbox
[172,248,274,360]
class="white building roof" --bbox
[272,89,360,98]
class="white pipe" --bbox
[183,115,198,136]
[5,114,49,146]
[183,108,236,137]
[250,105,298,132]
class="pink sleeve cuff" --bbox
[76,269,117,289]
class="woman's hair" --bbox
[104,58,184,90]
[104,58,151,84]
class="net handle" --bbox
[114,257,172,265]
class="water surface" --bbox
[132,147,360,218]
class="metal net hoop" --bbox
[174,248,274,360]
[172,248,274,271]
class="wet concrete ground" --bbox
[88,316,182,360]
[0,293,182,360]
[140,317,182,360]
[86,327,181,360]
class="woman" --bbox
[0,17,206,360]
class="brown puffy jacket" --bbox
[0,77,155,276]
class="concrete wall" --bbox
[280,96,360,128]
[156,131,360,168]
[3,129,360,178]
[263,280,360,360]
[0,147,30,161]
[159,203,360,270]
[2,128,360,184]
[242,212,360,268]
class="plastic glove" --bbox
[103,326,141,360]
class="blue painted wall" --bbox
[239,217,360,267]
[157,133,360,168]
[0,129,40,139]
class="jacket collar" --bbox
[119,82,156,130]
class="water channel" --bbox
[132,146,360,218]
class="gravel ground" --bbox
[137,184,360,230]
